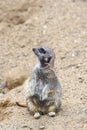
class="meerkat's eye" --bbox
[39,48,46,54]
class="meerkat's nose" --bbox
[32,48,39,56]
[32,48,36,52]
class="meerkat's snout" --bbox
[32,48,38,54]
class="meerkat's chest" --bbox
[34,78,48,99]
[31,70,56,101]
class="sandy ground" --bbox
[0,0,87,130]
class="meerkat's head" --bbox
[32,46,55,68]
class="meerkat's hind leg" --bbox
[48,98,62,117]
[56,98,62,110]
[26,97,37,114]
[26,97,41,119]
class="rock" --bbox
[0,93,4,97]
[48,112,56,117]
[71,53,75,57]
[82,107,87,114]
[39,125,45,129]
[34,112,41,119]
[78,77,84,83]
[11,63,17,68]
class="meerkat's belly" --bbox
[31,80,55,107]
[34,81,46,101]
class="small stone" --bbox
[43,25,47,29]
[82,107,87,113]
[80,96,83,100]
[39,125,45,129]
[43,30,46,35]
[20,45,25,48]
[34,112,40,119]
[34,17,38,20]
[60,56,66,60]
[11,63,17,68]
[78,77,84,83]
[22,125,28,128]
[0,93,4,96]
[22,53,28,57]
[48,112,56,117]
[1,83,6,89]
[72,53,75,57]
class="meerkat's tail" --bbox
[16,101,27,107]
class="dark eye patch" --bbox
[39,48,46,54]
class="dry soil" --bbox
[0,0,87,130]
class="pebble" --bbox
[11,63,17,68]
[0,83,6,89]
[43,25,47,29]
[72,53,75,57]
[82,107,87,113]
[78,77,84,83]
[0,93,4,96]
[48,112,56,117]
[39,125,45,129]
[34,112,40,119]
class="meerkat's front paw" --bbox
[48,112,56,117]
[34,112,41,119]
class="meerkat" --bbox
[23,46,62,118]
